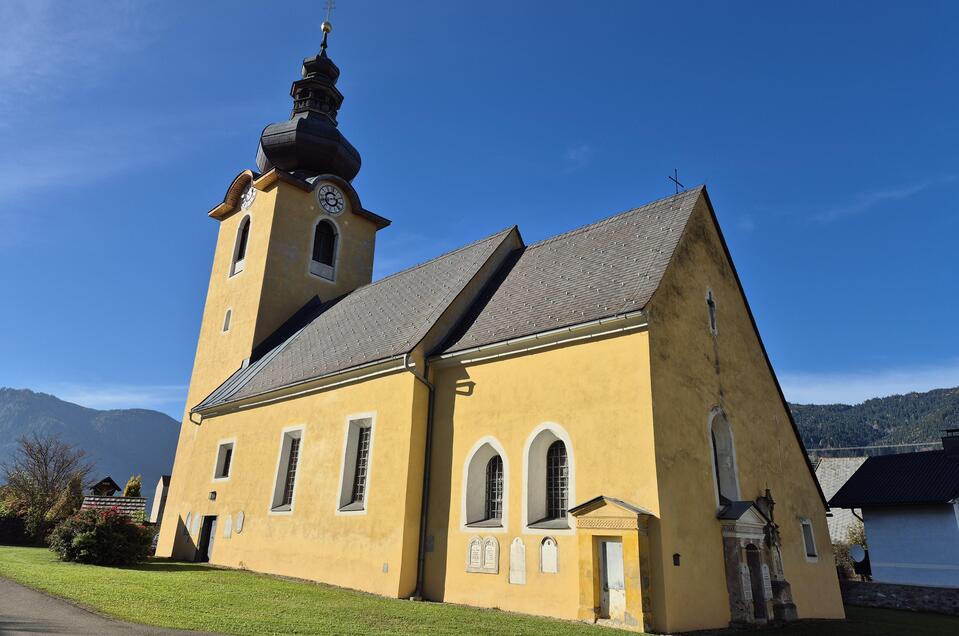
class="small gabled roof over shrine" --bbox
[717,500,769,523]
[569,495,656,518]
[90,476,121,496]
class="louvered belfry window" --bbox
[350,426,372,504]
[485,455,503,520]
[546,441,568,519]
[312,220,336,266]
[281,437,301,507]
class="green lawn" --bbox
[0,546,956,635]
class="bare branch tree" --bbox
[1,433,94,540]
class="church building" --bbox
[156,27,844,633]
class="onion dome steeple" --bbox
[256,19,361,181]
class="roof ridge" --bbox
[359,225,516,292]
[525,186,704,251]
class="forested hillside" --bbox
[790,386,959,452]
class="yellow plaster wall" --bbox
[645,195,844,632]
[158,371,425,598]
[158,177,380,561]
[423,330,659,625]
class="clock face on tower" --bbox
[317,184,346,215]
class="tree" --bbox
[122,474,142,498]
[1,433,94,542]
[46,475,85,523]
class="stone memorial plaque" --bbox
[467,537,483,572]
[483,537,499,573]
[191,513,201,536]
[509,537,526,585]
[541,537,558,574]
[235,511,245,533]
[740,563,752,601]
[761,564,773,600]
[222,513,233,538]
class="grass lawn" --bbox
[1,546,957,636]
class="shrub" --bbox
[49,508,152,565]
[122,475,142,498]
[0,499,28,545]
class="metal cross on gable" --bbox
[668,168,685,194]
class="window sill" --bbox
[338,501,366,513]
[528,518,570,530]
[230,260,246,277]
[466,519,503,529]
[270,504,292,514]
[309,261,335,281]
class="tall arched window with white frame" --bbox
[709,409,740,504]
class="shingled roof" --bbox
[829,450,959,508]
[441,187,701,354]
[195,188,702,412]
[195,227,517,411]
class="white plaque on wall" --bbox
[235,511,245,533]
[222,513,233,538]
[509,538,526,585]
[541,537,558,574]
[467,537,483,572]
[191,513,201,536]
[483,537,499,573]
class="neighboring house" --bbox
[154,34,844,634]
[814,457,866,543]
[81,495,147,521]
[830,431,959,588]
[89,476,121,497]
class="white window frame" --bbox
[460,436,509,533]
[335,413,376,515]
[708,407,741,508]
[268,425,305,515]
[308,216,340,282]
[799,518,819,562]
[230,214,251,277]
[522,422,575,535]
[212,438,236,482]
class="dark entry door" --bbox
[197,516,217,563]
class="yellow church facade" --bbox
[156,34,844,634]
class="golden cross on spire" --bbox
[321,0,335,51]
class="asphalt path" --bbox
[0,577,218,635]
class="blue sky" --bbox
[1,1,957,418]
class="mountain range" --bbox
[790,386,959,453]
[0,388,179,506]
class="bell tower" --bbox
[184,21,390,409]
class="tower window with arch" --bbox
[310,219,338,280]
[230,216,251,276]
[710,410,740,505]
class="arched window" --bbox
[524,424,574,530]
[485,455,503,521]
[222,309,232,332]
[310,220,337,280]
[462,438,507,528]
[545,441,568,520]
[231,216,251,276]
[710,409,740,504]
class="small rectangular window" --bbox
[213,441,234,480]
[338,416,374,512]
[270,428,303,512]
[800,519,818,559]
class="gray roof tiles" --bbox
[440,187,701,353]
[198,227,516,409]
[195,188,703,411]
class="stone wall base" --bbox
[841,580,959,616]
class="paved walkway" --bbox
[0,577,214,635]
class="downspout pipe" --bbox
[404,354,435,601]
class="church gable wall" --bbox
[645,195,844,632]
[423,329,658,626]
[156,369,425,598]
